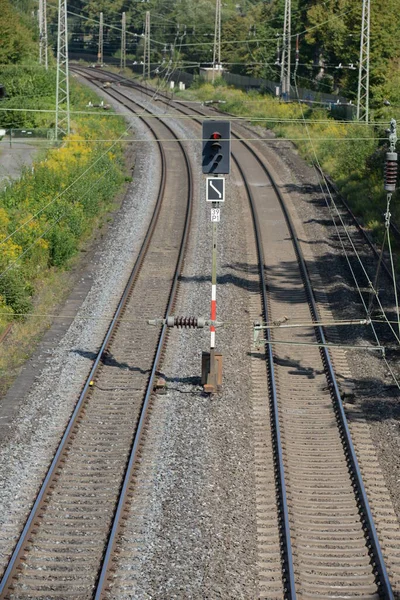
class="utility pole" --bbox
[143,11,150,79]
[38,0,48,69]
[280,0,291,99]
[357,0,370,122]
[212,0,222,83]
[55,0,70,140]
[98,11,103,65]
[120,12,126,70]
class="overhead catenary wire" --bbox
[44,0,341,33]
[0,128,386,141]
[385,197,400,339]
[294,88,400,344]
[1,106,383,127]
[292,74,400,390]
[0,312,391,328]
[52,2,363,51]
[2,105,381,127]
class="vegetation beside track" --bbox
[0,102,127,329]
[0,0,131,398]
[174,81,400,252]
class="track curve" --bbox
[84,69,396,599]
[0,77,193,600]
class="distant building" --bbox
[200,66,225,81]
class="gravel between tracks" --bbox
[106,90,259,599]
[0,92,160,574]
[0,86,260,598]
[2,78,400,597]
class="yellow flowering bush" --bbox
[0,82,126,318]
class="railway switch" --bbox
[202,120,231,174]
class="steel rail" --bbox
[231,152,297,599]
[0,72,191,598]
[101,70,394,597]
[315,165,400,296]
[242,139,394,600]
[85,83,193,599]
[73,67,194,598]
[78,69,297,597]
[116,70,400,300]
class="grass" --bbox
[0,65,131,397]
[0,176,128,398]
[172,81,399,266]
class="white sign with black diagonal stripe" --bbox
[206,177,225,202]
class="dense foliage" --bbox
[57,0,400,106]
[0,0,127,328]
[0,0,37,65]
[0,117,125,323]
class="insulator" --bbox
[384,151,398,192]
[169,316,199,328]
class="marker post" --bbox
[208,201,218,390]
[202,177,224,393]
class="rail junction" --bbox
[1,67,400,599]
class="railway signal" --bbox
[202,120,230,174]
[201,119,231,392]
[149,120,231,394]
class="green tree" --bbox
[0,0,37,64]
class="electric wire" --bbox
[1,107,381,128]
[2,105,380,126]
[292,74,400,389]
[0,70,171,250]
[384,194,400,339]
[57,3,363,50]
[1,135,386,144]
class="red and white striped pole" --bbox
[208,200,218,389]
[210,221,217,349]
[210,282,216,348]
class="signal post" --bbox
[147,120,231,394]
[201,120,230,393]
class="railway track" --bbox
[1,66,399,598]
[0,80,193,599]
[103,69,400,307]
[70,68,399,597]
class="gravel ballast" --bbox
[0,98,160,574]
[1,78,400,597]
[105,92,260,598]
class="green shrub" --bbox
[0,71,126,319]
[0,270,33,315]
[47,226,78,267]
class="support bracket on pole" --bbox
[148,316,224,393]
